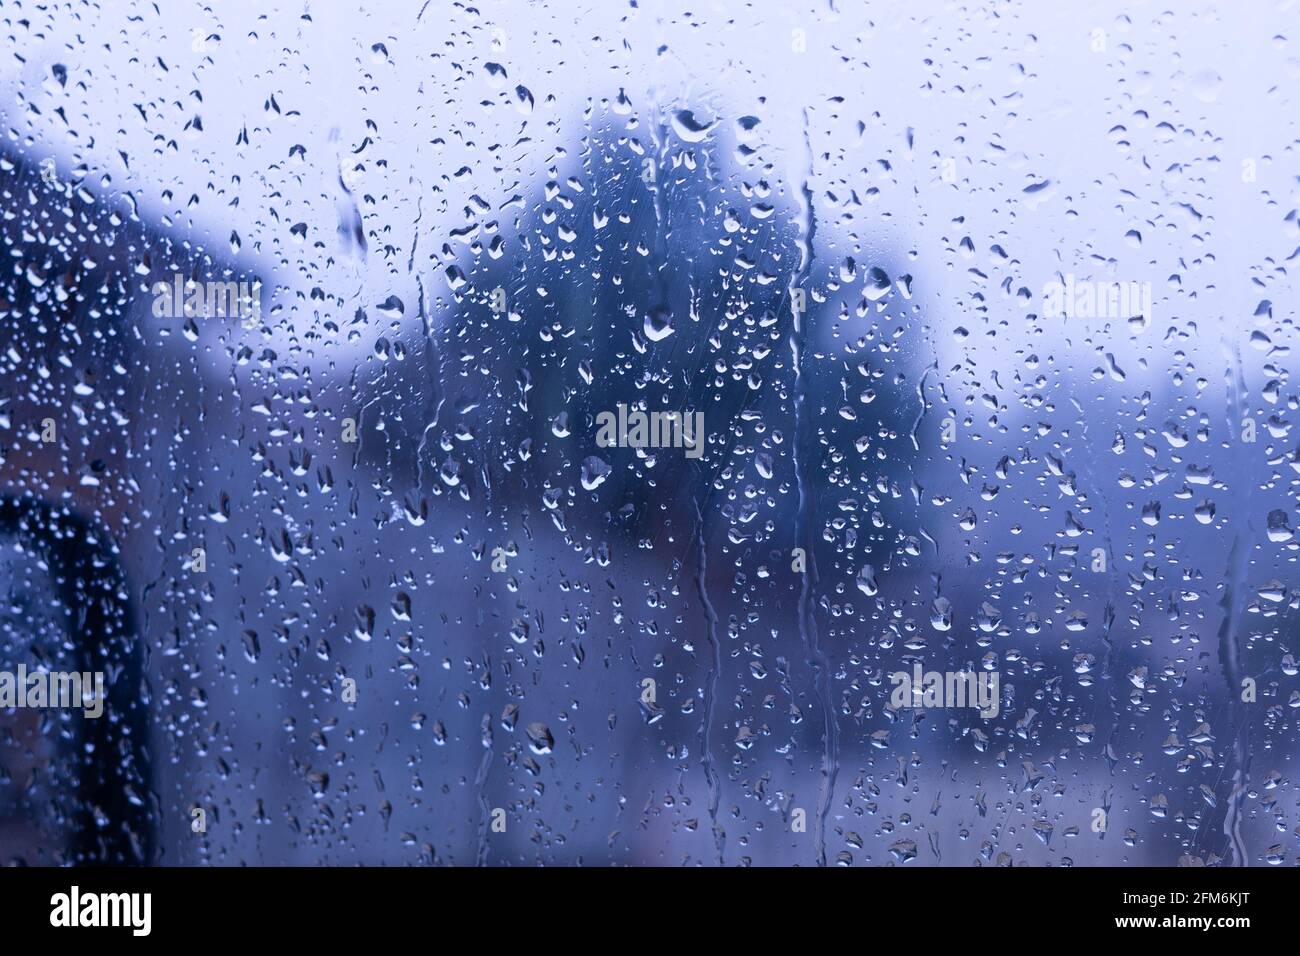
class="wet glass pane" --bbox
[0,0,1295,868]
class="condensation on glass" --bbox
[0,1,1294,866]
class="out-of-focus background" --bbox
[0,0,1298,866]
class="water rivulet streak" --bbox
[1218,346,1253,866]
[788,108,838,867]
[693,499,725,865]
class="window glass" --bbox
[0,0,1294,867]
